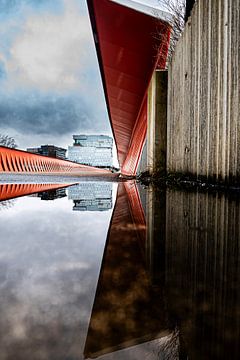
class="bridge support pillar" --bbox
[147,70,168,175]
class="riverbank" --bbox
[137,171,240,194]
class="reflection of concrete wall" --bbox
[165,190,240,360]
[68,183,112,211]
[145,186,240,358]
[145,186,166,284]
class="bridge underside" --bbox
[87,0,170,175]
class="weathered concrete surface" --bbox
[147,70,168,174]
[168,0,240,182]
[137,141,147,175]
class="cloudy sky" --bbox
[0,0,113,150]
[0,0,166,151]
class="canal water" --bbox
[0,178,239,360]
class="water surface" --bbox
[0,179,239,360]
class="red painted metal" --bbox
[124,180,146,250]
[84,182,171,358]
[87,0,171,175]
[0,146,111,175]
[0,183,71,202]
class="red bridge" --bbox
[0,0,171,177]
[0,146,110,175]
[0,183,72,202]
[87,0,171,175]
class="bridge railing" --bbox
[0,146,110,174]
[0,183,71,201]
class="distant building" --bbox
[27,145,67,160]
[68,135,113,167]
[38,188,66,201]
[68,182,112,211]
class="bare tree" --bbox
[0,134,17,149]
[158,0,186,62]
[0,199,15,211]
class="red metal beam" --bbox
[0,146,111,175]
[0,183,71,202]
[87,0,171,175]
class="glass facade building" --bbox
[27,145,67,160]
[68,135,113,167]
[68,182,112,211]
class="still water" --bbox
[0,179,239,360]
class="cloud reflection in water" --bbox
[0,182,115,359]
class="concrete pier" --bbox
[147,70,168,175]
[167,0,240,182]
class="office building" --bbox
[68,135,113,167]
[27,145,67,160]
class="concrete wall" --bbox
[137,141,147,175]
[168,0,240,182]
[147,70,168,174]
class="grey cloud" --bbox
[0,0,19,12]
[0,95,107,136]
[0,61,6,79]
[0,0,111,148]
[0,0,62,13]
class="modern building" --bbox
[68,182,112,211]
[38,188,67,201]
[27,145,67,160]
[68,135,113,168]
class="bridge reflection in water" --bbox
[85,184,240,359]
[84,182,174,359]
[0,182,239,359]
[0,183,72,202]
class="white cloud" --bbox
[4,0,94,92]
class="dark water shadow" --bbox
[145,187,240,360]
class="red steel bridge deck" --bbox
[0,146,111,175]
[87,0,171,175]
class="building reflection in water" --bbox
[29,188,67,201]
[37,188,67,201]
[0,182,239,359]
[68,182,113,211]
